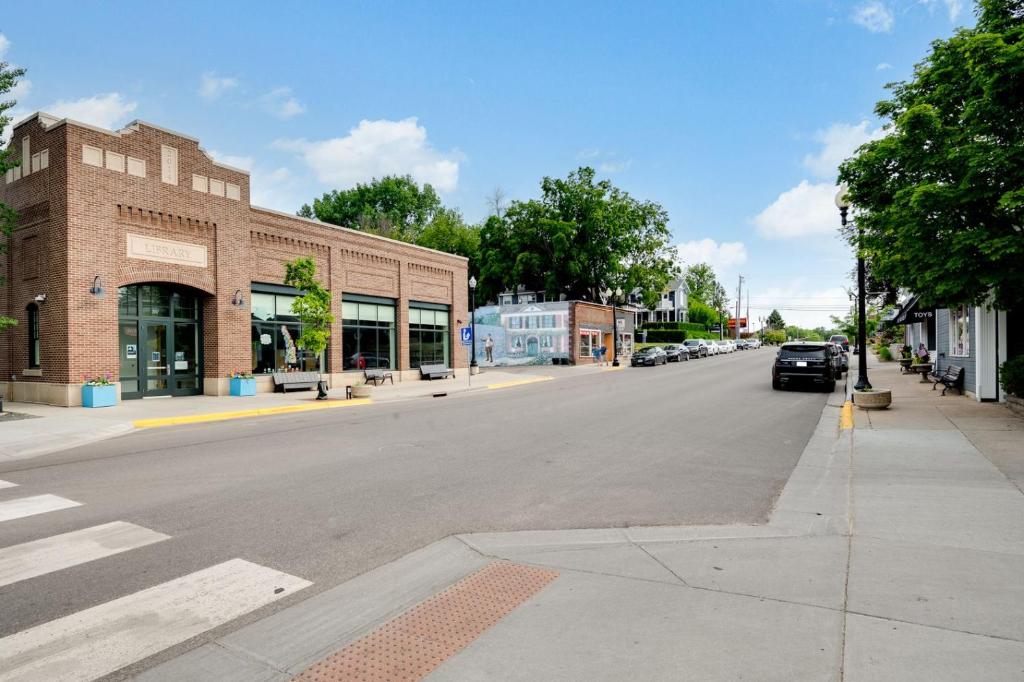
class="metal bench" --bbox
[272,371,321,393]
[364,368,394,386]
[930,364,965,396]
[419,363,454,380]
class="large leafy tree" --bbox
[767,309,785,330]
[477,167,679,307]
[416,207,481,277]
[683,263,719,304]
[299,175,443,243]
[838,0,1024,310]
[1,57,27,331]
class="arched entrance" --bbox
[118,284,203,399]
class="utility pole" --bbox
[735,275,744,342]
[746,289,750,338]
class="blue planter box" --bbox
[230,377,256,396]
[82,384,116,408]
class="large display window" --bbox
[409,304,450,368]
[342,296,396,370]
[251,284,324,374]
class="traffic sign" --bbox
[460,327,473,345]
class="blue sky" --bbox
[1,1,972,327]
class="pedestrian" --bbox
[485,334,494,363]
[592,345,601,364]
[599,344,608,366]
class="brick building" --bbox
[1,113,468,406]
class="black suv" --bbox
[662,344,689,362]
[772,342,836,391]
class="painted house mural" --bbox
[472,302,571,366]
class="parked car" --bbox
[735,339,749,350]
[772,342,836,391]
[631,346,667,366]
[704,340,720,356]
[829,334,850,352]
[662,344,689,362]
[683,339,709,358]
[716,340,735,354]
[746,338,762,349]
[825,342,845,378]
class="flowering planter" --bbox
[82,384,116,408]
[853,388,892,410]
[350,384,372,399]
[230,377,257,397]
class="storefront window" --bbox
[409,305,450,368]
[579,329,600,358]
[250,286,323,373]
[342,298,396,370]
[949,306,970,357]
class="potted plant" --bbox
[82,374,116,408]
[228,371,256,396]
[853,387,892,410]
[350,376,372,399]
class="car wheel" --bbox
[772,378,782,390]
[826,380,836,392]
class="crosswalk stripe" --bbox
[0,558,311,682]
[0,521,170,588]
[0,480,18,490]
[0,494,81,523]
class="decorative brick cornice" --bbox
[117,204,216,235]
[116,265,217,295]
[250,229,329,254]
[341,248,399,268]
[408,261,450,277]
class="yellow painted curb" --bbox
[840,401,854,430]
[486,376,554,390]
[133,398,372,429]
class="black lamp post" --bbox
[469,276,478,371]
[836,184,871,391]
[604,286,624,366]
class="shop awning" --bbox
[891,295,935,325]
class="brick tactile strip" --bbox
[291,561,559,681]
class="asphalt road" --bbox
[0,347,831,673]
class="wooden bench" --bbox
[364,368,394,386]
[930,364,965,396]
[272,371,321,393]
[419,363,454,380]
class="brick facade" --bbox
[1,113,468,405]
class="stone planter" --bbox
[350,384,372,399]
[853,388,892,410]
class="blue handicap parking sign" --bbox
[460,327,473,345]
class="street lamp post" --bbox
[836,184,871,390]
[469,276,478,372]
[603,287,624,366]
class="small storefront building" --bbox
[1,112,468,405]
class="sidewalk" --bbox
[141,355,1024,681]
[0,366,582,462]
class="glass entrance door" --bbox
[143,322,171,396]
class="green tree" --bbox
[477,167,679,307]
[766,309,785,330]
[838,0,1024,310]
[0,58,27,332]
[415,207,481,277]
[283,257,334,372]
[299,175,442,243]
[683,263,720,305]
[687,297,718,327]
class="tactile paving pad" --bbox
[291,561,559,681]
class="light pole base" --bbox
[854,377,872,391]
[470,365,480,375]
[612,359,620,367]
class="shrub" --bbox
[1000,356,1024,397]
[878,346,893,361]
[642,321,708,332]
[641,329,688,343]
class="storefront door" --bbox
[118,284,203,399]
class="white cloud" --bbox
[876,62,892,70]
[207,149,254,172]
[0,33,10,58]
[598,159,632,173]
[199,72,239,101]
[676,238,748,273]
[747,282,853,329]
[261,87,305,119]
[577,148,601,159]
[753,181,841,239]
[803,121,885,179]
[43,93,137,130]
[277,117,461,193]
[852,1,894,32]
[920,0,965,21]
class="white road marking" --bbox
[0,521,170,588]
[0,558,312,682]
[0,494,81,522]
[0,480,18,489]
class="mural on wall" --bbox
[471,302,571,366]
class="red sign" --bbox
[727,317,747,329]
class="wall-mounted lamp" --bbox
[232,289,246,307]
[34,293,47,303]
[89,275,106,298]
